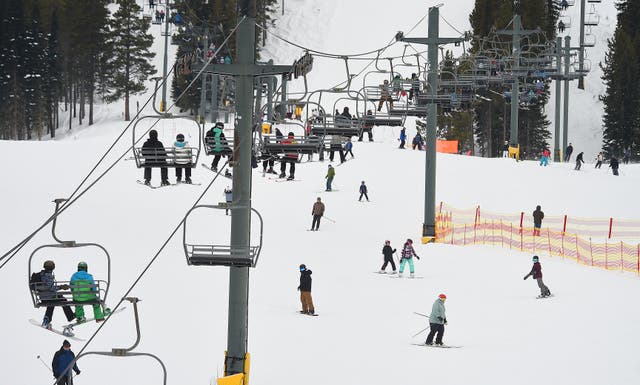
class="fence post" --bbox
[501,219,504,248]
[590,238,593,266]
[519,212,524,235]
[483,220,486,245]
[520,223,523,252]
[464,224,467,245]
[576,235,579,263]
[547,228,551,257]
[510,223,513,250]
[491,219,495,245]
[439,201,443,214]
[608,218,613,239]
[451,223,454,245]
[621,241,623,272]
[563,215,567,235]
[561,232,565,258]
[605,238,608,269]
[473,219,477,245]
[637,244,639,275]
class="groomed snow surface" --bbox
[2,1,639,385]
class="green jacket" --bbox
[70,270,98,302]
[429,298,446,324]
[326,167,335,178]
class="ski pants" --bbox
[326,177,334,191]
[399,258,414,274]
[399,140,405,149]
[533,224,541,236]
[75,302,104,321]
[536,277,550,296]
[43,297,75,323]
[359,129,373,142]
[575,161,582,170]
[426,323,445,345]
[381,256,396,272]
[262,158,274,171]
[280,159,295,177]
[329,148,345,163]
[503,150,509,158]
[300,291,314,313]
[359,192,369,201]
[346,149,354,158]
[595,161,602,169]
[144,166,168,182]
[175,165,192,180]
[539,156,548,166]
[612,168,619,176]
[311,215,322,230]
[377,96,394,111]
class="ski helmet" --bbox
[532,256,539,262]
[176,134,185,141]
[43,260,55,270]
[78,261,88,271]
[439,293,447,300]
[299,264,306,271]
[215,122,224,129]
[407,238,413,244]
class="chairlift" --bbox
[587,0,601,3]
[583,34,596,48]
[585,11,600,27]
[183,205,264,267]
[132,115,202,169]
[558,16,571,31]
[28,199,111,309]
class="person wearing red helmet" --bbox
[425,293,447,346]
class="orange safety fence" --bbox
[435,203,640,274]
[436,140,458,154]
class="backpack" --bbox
[29,271,43,291]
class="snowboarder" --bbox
[311,197,325,231]
[533,205,544,236]
[141,129,169,186]
[344,138,354,159]
[564,143,573,162]
[358,181,369,202]
[52,340,81,385]
[502,141,509,158]
[540,148,550,166]
[173,133,192,184]
[38,260,75,329]
[523,255,551,298]
[279,132,298,180]
[594,152,603,169]
[399,239,420,277]
[70,262,105,324]
[574,151,584,170]
[325,165,335,191]
[412,133,423,150]
[205,122,230,172]
[425,293,447,346]
[297,264,315,315]
[610,156,619,176]
[379,240,397,274]
[399,127,406,149]
[224,186,233,215]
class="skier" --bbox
[574,151,584,170]
[329,135,345,163]
[560,0,569,11]
[379,240,397,274]
[38,260,75,329]
[539,148,550,166]
[558,20,566,33]
[399,239,420,278]
[623,147,631,164]
[205,122,229,172]
[70,262,105,323]
[359,109,374,142]
[594,152,603,169]
[310,197,325,231]
[610,156,620,176]
[399,127,406,149]
[409,73,421,103]
[344,138,354,159]
[297,264,315,315]
[52,340,81,385]
[224,186,233,215]
[412,133,423,150]
[279,132,298,180]
[358,181,369,202]
[141,129,169,186]
[261,152,276,175]
[425,293,447,346]
[325,165,335,191]
[173,133,192,184]
[523,255,551,298]
[533,205,544,236]
[502,141,509,158]
[564,142,573,162]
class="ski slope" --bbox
[2,1,640,385]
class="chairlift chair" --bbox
[28,199,111,309]
[183,205,264,267]
[584,12,600,27]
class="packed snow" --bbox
[2,1,639,385]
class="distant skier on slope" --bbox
[358,181,369,201]
[379,240,397,274]
[523,255,551,298]
[574,152,584,170]
[297,264,315,315]
[399,239,420,278]
[425,293,447,346]
[532,205,544,236]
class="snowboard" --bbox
[297,311,319,317]
[136,180,174,189]
[536,294,554,299]
[29,319,85,341]
[60,307,126,336]
[201,163,232,179]
[412,343,462,349]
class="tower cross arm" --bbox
[401,37,464,46]
[191,63,294,77]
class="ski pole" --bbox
[413,312,430,318]
[412,325,430,337]
[323,215,336,223]
[36,355,51,373]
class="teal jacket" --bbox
[429,298,446,324]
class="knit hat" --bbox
[533,255,539,262]
[43,260,55,270]
[63,340,71,347]
[149,130,158,140]
[299,264,306,271]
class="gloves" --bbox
[437,316,444,322]
[444,318,448,325]
[297,286,300,291]
[60,284,70,290]
[415,256,420,260]
[75,370,81,375]
[523,274,529,280]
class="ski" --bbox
[317,190,339,192]
[411,343,462,349]
[200,163,232,179]
[29,319,85,341]
[269,177,301,182]
[389,275,424,279]
[297,311,319,317]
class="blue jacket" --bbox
[345,141,353,150]
[39,270,61,300]
[399,130,406,141]
[359,184,367,193]
[70,270,98,301]
[52,348,80,377]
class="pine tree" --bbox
[105,0,156,121]
[42,8,63,137]
[0,0,27,139]
[23,1,46,139]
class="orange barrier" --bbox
[435,203,640,274]
[436,140,458,154]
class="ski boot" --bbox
[161,180,170,186]
[42,317,51,330]
[287,175,295,181]
[279,172,286,178]
[410,272,415,278]
[176,178,182,184]
[144,179,151,186]
[185,177,192,184]
[225,170,232,178]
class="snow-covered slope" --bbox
[2,2,639,385]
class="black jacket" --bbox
[576,152,584,163]
[298,270,312,292]
[382,245,396,259]
[141,136,166,164]
[533,209,544,226]
[610,157,619,169]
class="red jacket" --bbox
[542,149,550,158]
[529,262,542,279]
[282,137,298,159]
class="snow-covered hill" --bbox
[2,2,639,385]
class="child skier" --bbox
[358,181,369,201]
[379,240,397,274]
[399,239,420,277]
[523,255,551,298]
[399,127,406,149]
